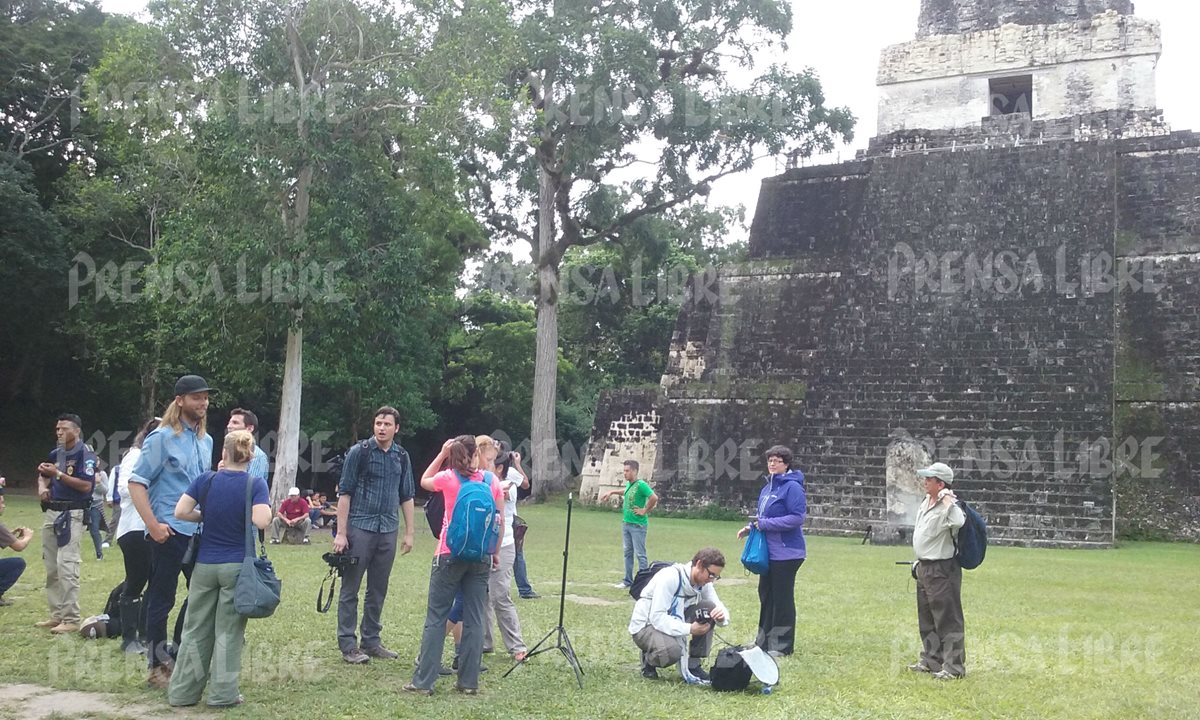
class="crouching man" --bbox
[628,547,729,684]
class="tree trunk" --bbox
[531,162,563,501]
[272,316,303,506]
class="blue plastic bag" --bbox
[741,526,769,574]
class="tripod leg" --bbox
[503,626,556,678]
[557,627,585,688]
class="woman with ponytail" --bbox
[406,435,504,696]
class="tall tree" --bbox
[462,0,854,498]
[0,0,107,407]
[70,0,488,501]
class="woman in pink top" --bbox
[405,435,503,696]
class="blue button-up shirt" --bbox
[248,444,269,486]
[130,422,213,536]
[338,438,414,534]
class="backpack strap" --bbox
[354,439,373,483]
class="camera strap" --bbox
[317,567,338,613]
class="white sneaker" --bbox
[612,582,631,589]
[101,542,110,549]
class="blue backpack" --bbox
[445,471,499,563]
[953,500,988,570]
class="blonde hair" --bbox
[224,430,255,464]
[161,398,208,437]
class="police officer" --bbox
[35,413,97,634]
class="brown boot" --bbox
[50,622,80,634]
[147,665,173,689]
[34,618,61,628]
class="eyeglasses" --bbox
[705,567,722,581]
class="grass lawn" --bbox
[0,493,1197,719]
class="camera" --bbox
[694,607,715,626]
[322,552,359,575]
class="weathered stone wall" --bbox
[866,109,1169,157]
[917,0,1135,37]
[585,134,1200,544]
[878,12,1160,134]
[579,388,662,502]
[649,141,1117,547]
[1114,132,1200,540]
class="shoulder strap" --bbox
[354,439,372,481]
[244,475,258,558]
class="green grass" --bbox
[0,494,1197,719]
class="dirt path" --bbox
[0,683,212,720]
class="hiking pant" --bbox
[41,509,84,624]
[633,600,716,667]
[336,526,397,653]
[412,554,489,691]
[484,543,526,655]
[916,557,965,676]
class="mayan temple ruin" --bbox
[582,0,1200,546]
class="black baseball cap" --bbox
[174,374,215,396]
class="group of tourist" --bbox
[0,372,969,707]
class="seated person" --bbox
[628,547,729,684]
[0,477,33,606]
[319,493,338,530]
[307,491,323,527]
[270,487,312,544]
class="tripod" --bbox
[504,493,585,688]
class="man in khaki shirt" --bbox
[908,462,966,680]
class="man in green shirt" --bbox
[600,460,657,589]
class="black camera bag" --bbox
[710,646,753,692]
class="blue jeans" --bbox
[622,522,648,585]
[88,504,106,557]
[513,548,534,596]
[0,556,26,597]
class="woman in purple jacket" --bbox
[737,445,806,656]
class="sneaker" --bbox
[453,684,478,695]
[641,664,658,679]
[932,669,964,680]
[518,591,541,599]
[302,537,311,545]
[50,622,80,634]
[907,662,933,673]
[362,644,399,660]
[438,664,453,676]
[207,694,244,708]
[269,539,280,544]
[612,581,631,589]
[96,553,103,560]
[101,542,110,549]
[402,683,433,696]
[342,648,370,665]
[688,665,710,682]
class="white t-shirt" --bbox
[500,467,521,547]
[115,447,147,539]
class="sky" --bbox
[99,0,1200,239]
